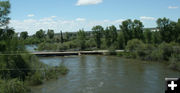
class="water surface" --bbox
[25,45,37,52]
[31,55,180,93]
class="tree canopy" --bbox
[0,1,10,27]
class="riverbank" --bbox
[0,54,69,93]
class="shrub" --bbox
[57,44,68,51]
[58,65,69,75]
[125,39,145,58]
[0,79,30,93]
[26,71,43,85]
[44,65,68,80]
[44,67,58,80]
[159,42,173,61]
[117,52,124,57]
[38,42,58,51]
[168,55,180,71]
[149,49,163,61]
[136,44,155,60]
[107,47,117,55]
[126,39,144,52]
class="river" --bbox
[30,55,180,93]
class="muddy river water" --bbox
[31,55,180,93]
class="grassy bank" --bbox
[0,55,68,93]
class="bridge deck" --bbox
[31,50,124,56]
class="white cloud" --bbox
[140,16,155,20]
[76,0,103,6]
[27,14,35,17]
[76,18,86,21]
[114,19,125,23]
[8,17,127,35]
[103,20,109,22]
[51,16,57,18]
[168,6,179,9]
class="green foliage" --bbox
[107,48,117,55]
[152,31,161,44]
[125,39,145,58]
[168,55,180,70]
[175,19,180,43]
[44,65,68,80]
[20,31,28,39]
[38,42,58,51]
[149,49,163,61]
[133,20,144,40]
[92,25,103,48]
[24,36,41,44]
[64,32,70,42]
[58,65,69,75]
[85,38,96,49]
[57,43,68,51]
[144,29,152,43]
[60,31,64,43]
[125,39,144,52]
[123,38,180,62]
[0,79,30,93]
[77,29,86,50]
[103,25,118,48]
[0,1,10,27]
[0,54,31,80]
[117,32,125,49]
[120,19,133,45]
[158,42,175,61]
[47,29,54,39]
[0,28,15,40]
[104,27,111,48]
[157,18,176,43]
[26,71,43,85]
[35,29,45,39]
[109,25,118,44]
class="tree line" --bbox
[20,17,180,51]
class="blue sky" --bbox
[8,0,180,34]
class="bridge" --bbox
[31,50,124,56]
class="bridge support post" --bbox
[78,52,81,56]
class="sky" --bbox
[7,0,180,35]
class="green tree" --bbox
[36,29,45,39]
[0,28,15,40]
[175,19,180,43]
[47,29,54,39]
[92,25,103,48]
[60,31,64,43]
[144,29,152,44]
[156,17,176,43]
[20,31,28,39]
[152,31,161,44]
[117,32,125,49]
[109,25,118,44]
[65,32,70,41]
[0,1,10,27]
[133,20,144,40]
[120,19,133,45]
[104,27,111,48]
[77,29,86,50]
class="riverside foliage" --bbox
[0,1,68,93]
